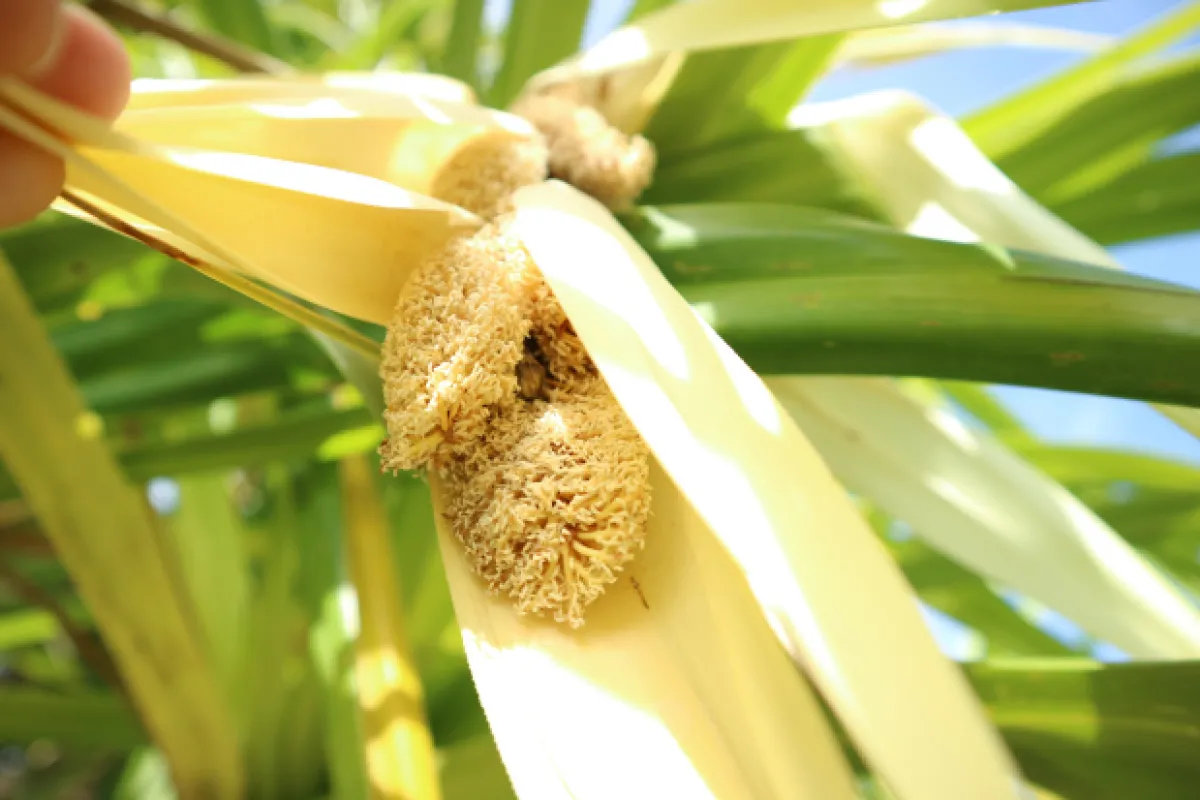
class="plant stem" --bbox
[86,0,292,75]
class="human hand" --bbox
[1,0,130,228]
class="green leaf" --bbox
[0,608,58,650]
[165,474,250,730]
[336,0,439,70]
[488,0,591,106]
[440,736,517,800]
[626,203,1200,406]
[1,217,157,312]
[0,252,241,793]
[966,659,1200,799]
[51,300,228,378]
[293,463,371,800]
[118,407,372,481]
[623,0,675,23]
[878,532,1073,656]
[441,0,486,88]
[1052,152,1200,246]
[0,689,145,749]
[109,749,178,800]
[963,0,1200,159]
[195,0,283,57]
[240,469,321,799]
[996,53,1200,206]
[645,36,843,155]
[644,129,878,218]
[311,331,385,419]
[1015,446,1200,496]
[78,337,322,416]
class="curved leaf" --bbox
[627,203,1200,407]
[768,377,1200,659]
[966,659,1200,800]
[513,181,1020,799]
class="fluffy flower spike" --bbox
[511,85,656,211]
[381,90,654,626]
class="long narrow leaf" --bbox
[195,0,282,56]
[963,0,1200,159]
[527,0,1086,136]
[789,90,1200,438]
[513,181,1020,799]
[966,659,1200,799]
[1052,151,1200,246]
[627,203,1200,407]
[997,53,1200,205]
[294,463,372,800]
[0,253,242,795]
[489,0,591,107]
[0,690,145,749]
[768,377,1200,659]
[835,21,1111,68]
[441,0,486,88]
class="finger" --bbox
[26,4,132,120]
[0,4,131,229]
[0,0,62,76]
[0,133,65,228]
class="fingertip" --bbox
[0,0,63,76]
[28,4,132,120]
[0,133,65,229]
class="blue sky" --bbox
[479,0,1200,658]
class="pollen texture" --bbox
[381,89,655,627]
[430,132,548,220]
[379,223,539,473]
[444,379,651,627]
[512,91,656,211]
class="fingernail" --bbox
[25,5,66,78]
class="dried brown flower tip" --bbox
[430,131,549,220]
[379,221,540,473]
[444,378,652,627]
[512,92,656,211]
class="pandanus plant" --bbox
[2,0,1200,798]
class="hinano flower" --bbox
[11,1,1195,798]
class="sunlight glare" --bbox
[927,406,982,455]
[577,28,654,73]
[910,116,1014,194]
[337,583,361,638]
[250,98,360,119]
[878,0,929,19]
[164,149,450,209]
[908,202,980,243]
[464,633,715,798]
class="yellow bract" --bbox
[511,181,1022,799]
[432,465,859,800]
[0,79,480,325]
[127,71,476,110]
[115,94,535,196]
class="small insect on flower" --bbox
[516,337,551,401]
[380,93,657,627]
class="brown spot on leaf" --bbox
[1049,351,1086,365]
